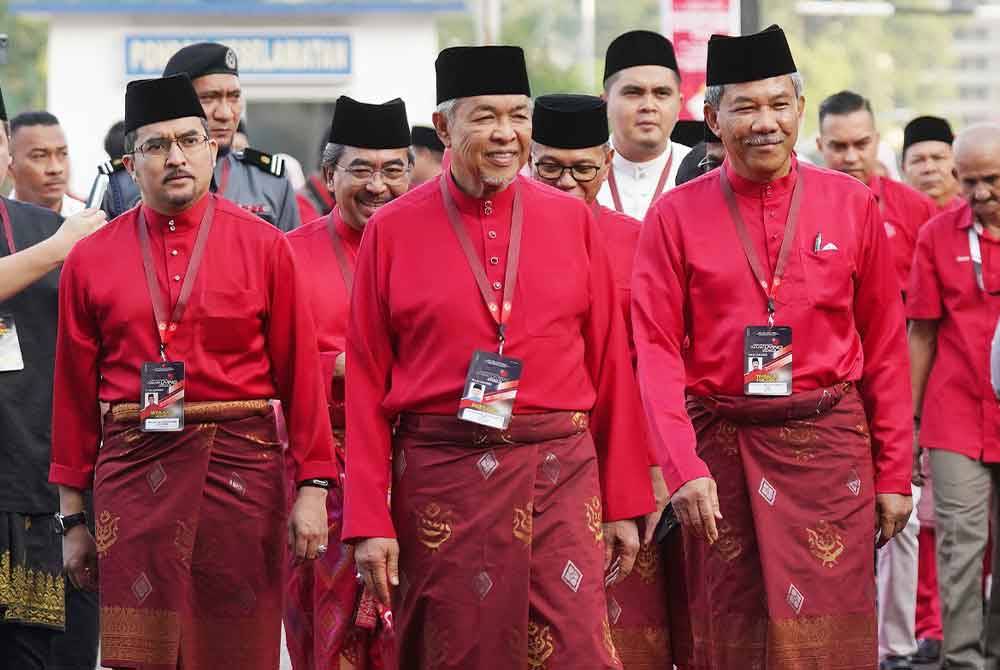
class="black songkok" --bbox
[706,25,797,86]
[124,74,206,135]
[411,125,445,153]
[435,46,530,104]
[531,94,608,150]
[671,120,704,148]
[604,30,679,82]
[328,96,411,150]
[903,116,954,156]
[163,42,238,80]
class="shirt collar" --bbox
[957,203,975,230]
[443,169,518,216]
[866,174,885,201]
[723,155,799,198]
[142,192,213,231]
[332,206,363,249]
[610,140,672,179]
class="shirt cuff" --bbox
[662,457,713,497]
[342,512,397,543]
[875,475,913,496]
[48,463,94,491]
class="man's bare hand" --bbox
[45,208,107,262]
[355,537,400,607]
[642,466,670,546]
[63,525,98,592]
[288,487,329,561]
[671,476,722,544]
[875,493,913,548]
[334,352,346,378]
[602,519,640,585]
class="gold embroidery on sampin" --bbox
[602,616,622,665]
[806,520,845,568]
[715,520,744,563]
[716,420,739,456]
[633,543,659,583]
[586,496,604,544]
[417,502,453,551]
[527,621,555,669]
[513,503,533,546]
[95,510,121,558]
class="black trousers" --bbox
[0,621,57,670]
[48,583,99,670]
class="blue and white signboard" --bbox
[125,34,351,79]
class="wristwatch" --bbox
[297,478,332,491]
[54,511,88,536]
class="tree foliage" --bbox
[0,1,49,113]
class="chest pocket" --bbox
[801,248,854,311]
[197,289,263,353]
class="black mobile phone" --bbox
[653,502,679,544]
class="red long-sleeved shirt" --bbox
[49,193,337,489]
[286,208,359,413]
[868,175,937,292]
[342,175,654,540]
[632,159,912,496]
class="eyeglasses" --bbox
[133,135,210,158]
[534,161,601,183]
[698,155,723,172]
[335,164,411,184]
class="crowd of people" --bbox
[0,18,995,670]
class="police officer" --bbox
[96,43,300,231]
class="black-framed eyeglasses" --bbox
[335,164,411,184]
[133,134,210,158]
[534,161,602,183]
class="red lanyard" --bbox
[1,199,14,254]
[326,209,355,298]
[607,146,674,215]
[719,166,804,326]
[439,173,524,354]
[137,197,217,360]
[217,157,232,196]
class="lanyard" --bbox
[607,146,674,216]
[326,209,355,298]
[439,173,524,355]
[137,197,216,360]
[969,219,995,293]
[217,157,232,196]
[0,199,13,254]
[720,166,804,327]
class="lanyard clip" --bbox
[498,323,506,356]
[159,343,168,363]
[767,297,776,328]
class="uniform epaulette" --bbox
[238,148,286,178]
[97,158,126,176]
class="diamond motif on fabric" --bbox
[846,469,861,497]
[758,478,777,506]
[132,573,153,603]
[786,583,804,614]
[542,452,561,484]
[477,451,499,480]
[472,571,494,600]
[607,595,622,624]
[562,560,583,592]
[146,462,167,493]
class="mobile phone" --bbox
[86,173,110,210]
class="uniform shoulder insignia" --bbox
[239,147,286,178]
[97,158,126,176]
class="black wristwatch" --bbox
[297,478,332,491]
[54,511,88,536]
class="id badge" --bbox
[140,361,185,432]
[743,326,792,396]
[0,315,24,372]
[457,350,522,430]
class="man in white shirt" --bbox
[9,112,85,217]
[598,30,691,221]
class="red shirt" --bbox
[296,175,336,228]
[869,175,937,292]
[594,203,641,352]
[49,194,337,489]
[286,208,359,413]
[907,202,1000,462]
[342,175,654,540]
[939,195,965,213]
[633,159,912,495]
